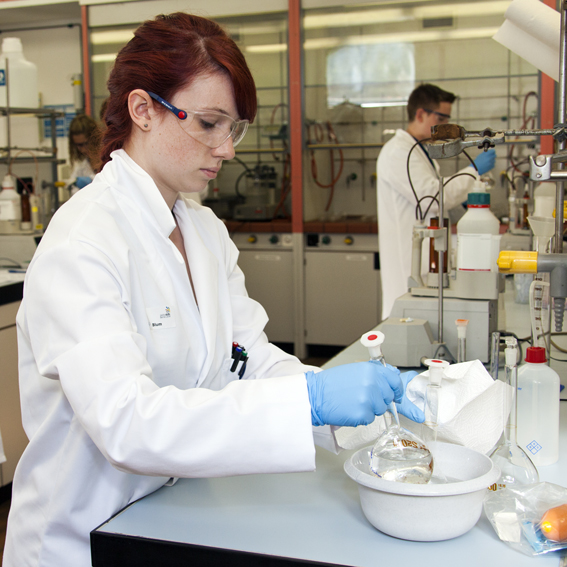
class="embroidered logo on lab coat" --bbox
[146,306,176,329]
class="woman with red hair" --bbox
[4,13,422,566]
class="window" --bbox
[326,43,415,108]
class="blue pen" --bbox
[8,269,26,273]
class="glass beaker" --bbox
[360,331,433,484]
[489,337,539,489]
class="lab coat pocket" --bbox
[200,357,237,390]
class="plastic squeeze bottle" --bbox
[456,181,500,273]
[516,346,560,466]
[0,174,21,233]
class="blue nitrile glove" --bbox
[305,362,403,427]
[394,371,425,423]
[472,148,496,175]
[75,176,92,189]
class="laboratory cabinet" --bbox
[305,233,381,347]
[0,298,27,491]
[231,232,294,344]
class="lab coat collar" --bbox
[397,129,438,175]
[172,197,221,383]
[103,149,176,238]
[102,150,223,382]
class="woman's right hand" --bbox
[305,362,405,427]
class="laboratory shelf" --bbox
[0,156,65,165]
[0,106,65,118]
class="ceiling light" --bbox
[90,30,134,45]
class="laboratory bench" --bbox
[91,406,567,567]
[0,277,23,307]
[224,219,378,234]
[0,270,26,501]
[91,282,567,567]
[91,280,567,566]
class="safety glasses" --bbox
[423,108,451,123]
[147,92,249,149]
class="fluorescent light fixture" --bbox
[304,1,510,29]
[305,8,410,28]
[361,101,406,108]
[91,29,134,45]
[414,1,511,19]
[225,24,286,35]
[91,53,118,63]
[245,43,288,53]
[342,26,501,46]
[245,25,501,53]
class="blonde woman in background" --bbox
[67,113,100,194]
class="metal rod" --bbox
[307,142,386,150]
[5,58,10,164]
[554,0,567,254]
[438,176,444,344]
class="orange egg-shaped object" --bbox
[540,503,567,542]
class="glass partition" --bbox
[302,1,538,223]
[90,12,291,223]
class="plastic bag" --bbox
[484,482,567,556]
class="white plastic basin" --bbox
[344,441,500,541]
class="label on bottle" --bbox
[457,233,493,271]
[0,200,18,220]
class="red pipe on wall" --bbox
[288,0,303,234]
[81,5,92,117]
[540,0,557,155]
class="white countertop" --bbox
[0,268,25,287]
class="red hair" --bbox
[101,12,257,165]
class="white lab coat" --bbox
[4,149,317,567]
[377,129,476,319]
[66,157,96,195]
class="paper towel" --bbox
[335,360,513,455]
[493,0,560,81]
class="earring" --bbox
[144,124,148,128]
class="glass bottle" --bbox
[489,337,539,489]
[361,331,434,484]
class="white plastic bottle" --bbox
[0,37,39,108]
[516,346,560,466]
[456,182,500,272]
[0,174,22,234]
[0,37,40,150]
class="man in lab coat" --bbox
[376,83,496,320]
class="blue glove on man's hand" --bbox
[306,362,418,428]
[395,371,425,423]
[472,148,496,175]
[75,176,92,189]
